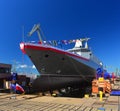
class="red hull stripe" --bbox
[24,44,89,61]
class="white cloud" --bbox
[16,64,28,69]
[16,64,36,69]
[20,64,28,68]
[32,65,36,69]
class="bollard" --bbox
[84,94,89,98]
[99,91,103,101]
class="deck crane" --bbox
[28,24,43,44]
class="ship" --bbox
[20,24,103,94]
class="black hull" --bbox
[32,75,94,92]
[20,43,100,92]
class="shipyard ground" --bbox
[0,79,119,111]
[0,92,119,111]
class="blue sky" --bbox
[0,0,120,74]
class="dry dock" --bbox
[0,93,119,111]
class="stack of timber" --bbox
[92,78,111,94]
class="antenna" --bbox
[22,26,25,42]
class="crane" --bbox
[28,24,43,44]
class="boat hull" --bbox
[20,43,101,91]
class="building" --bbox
[0,63,32,93]
[0,63,11,89]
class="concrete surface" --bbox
[0,93,119,111]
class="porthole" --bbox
[45,54,49,58]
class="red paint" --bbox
[20,43,89,61]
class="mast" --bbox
[74,38,90,48]
[84,38,90,48]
